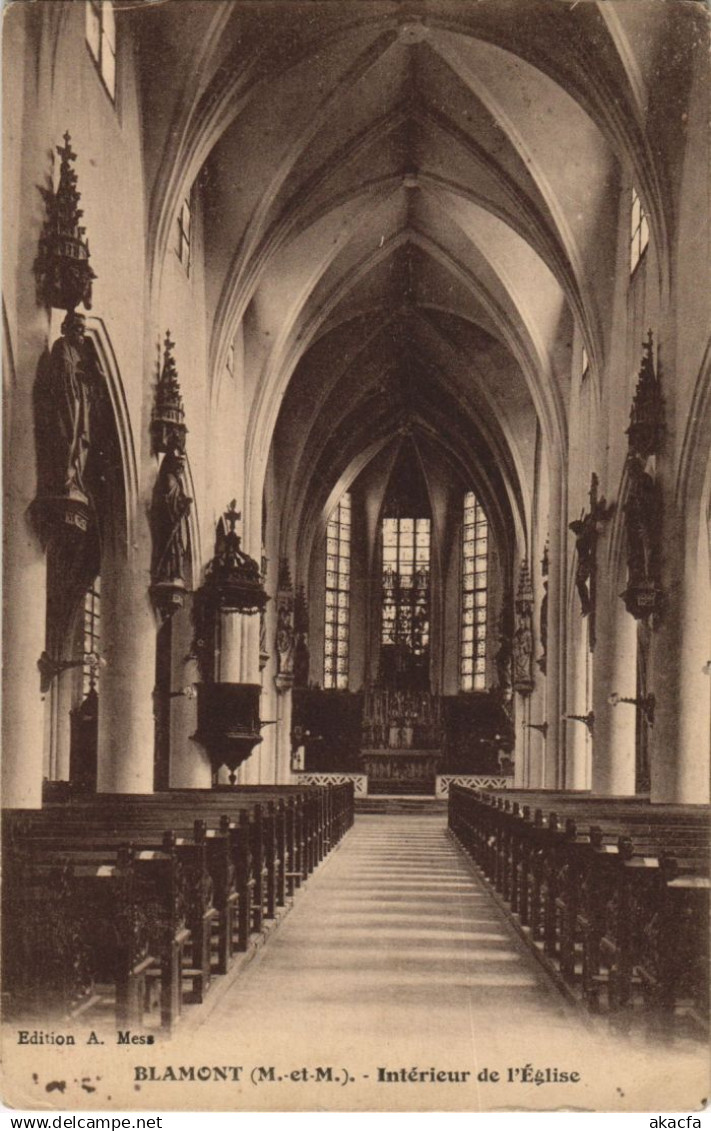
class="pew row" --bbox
[2,782,354,1031]
[448,785,709,1035]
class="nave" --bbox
[3,785,708,1112]
[3,2,710,1114]
[189,813,706,1113]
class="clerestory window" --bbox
[581,344,590,383]
[176,196,192,275]
[86,2,116,101]
[630,187,650,275]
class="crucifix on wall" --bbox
[569,473,614,651]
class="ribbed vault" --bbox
[130,0,704,557]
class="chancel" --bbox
[2,0,709,1108]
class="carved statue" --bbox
[495,603,513,700]
[537,543,549,675]
[46,311,92,499]
[150,449,192,585]
[512,561,534,695]
[512,620,533,686]
[293,585,310,688]
[569,476,614,623]
[569,513,596,617]
[624,453,661,585]
[259,606,269,671]
[276,599,295,679]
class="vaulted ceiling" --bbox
[134,0,696,558]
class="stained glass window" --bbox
[381,516,430,655]
[461,492,488,691]
[324,494,350,689]
[82,577,101,697]
[176,196,192,274]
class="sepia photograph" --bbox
[2,0,710,1116]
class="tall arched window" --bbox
[324,493,351,689]
[630,187,649,275]
[69,576,101,791]
[86,1,116,101]
[82,576,101,696]
[461,491,488,691]
[381,516,431,661]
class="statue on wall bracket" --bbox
[536,540,549,675]
[33,135,98,544]
[569,473,614,651]
[33,311,97,542]
[293,584,310,689]
[275,558,295,692]
[150,447,192,620]
[494,596,513,709]
[32,134,104,696]
[512,560,534,696]
[259,553,270,672]
[149,335,192,622]
[620,331,664,621]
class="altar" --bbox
[361,749,443,795]
[360,685,443,794]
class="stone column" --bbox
[674,575,711,803]
[3,302,53,807]
[275,687,295,784]
[169,615,211,788]
[96,560,156,793]
[543,466,565,788]
[591,595,637,796]
[2,517,48,808]
[651,515,711,802]
[169,706,212,787]
[513,705,527,787]
[565,613,592,789]
[516,696,541,787]
[52,666,75,781]
[272,677,296,785]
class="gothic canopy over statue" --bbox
[36,132,96,314]
[33,135,98,543]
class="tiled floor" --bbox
[189,814,708,1111]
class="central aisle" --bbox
[190,814,706,1110]
[205,813,576,1043]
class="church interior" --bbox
[2,0,710,1111]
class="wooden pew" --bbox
[587,831,709,1023]
[2,819,186,1030]
[14,815,219,1004]
[5,781,355,1028]
[51,795,290,934]
[36,804,255,959]
[58,781,355,904]
[448,785,709,1032]
[39,782,353,965]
